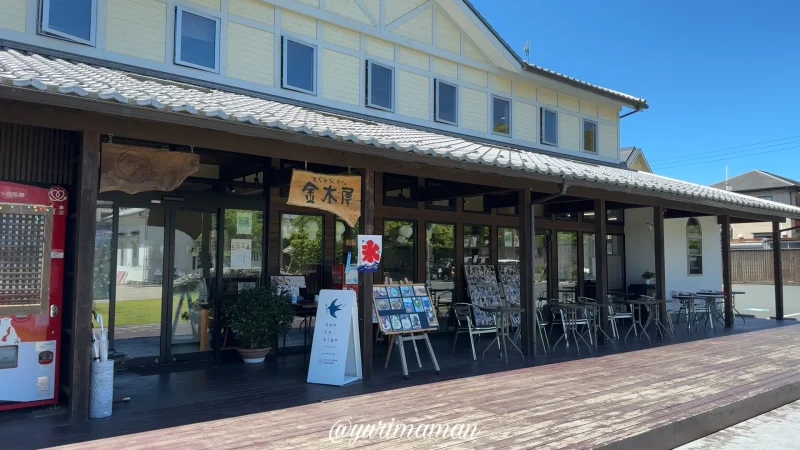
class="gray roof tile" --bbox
[0,48,795,217]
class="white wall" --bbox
[625,208,723,296]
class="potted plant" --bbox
[642,270,656,285]
[228,285,294,363]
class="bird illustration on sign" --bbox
[327,299,343,318]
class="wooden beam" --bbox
[653,207,667,320]
[594,199,609,343]
[358,169,375,379]
[518,189,534,356]
[68,131,100,423]
[720,215,734,328]
[267,163,350,187]
[773,221,784,320]
[419,182,509,202]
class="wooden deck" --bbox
[3,319,800,449]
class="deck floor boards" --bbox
[1,318,799,449]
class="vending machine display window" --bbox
[0,205,52,315]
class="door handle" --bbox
[50,304,59,318]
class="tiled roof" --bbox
[711,170,800,192]
[0,48,796,218]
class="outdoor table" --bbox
[580,301,618,351]
[620,298,671,344]
[549,302,594,356]
[696,291,746,325]
[479,305,525,364]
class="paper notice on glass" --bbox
[504,231,513,248]
[230,239,252,269]
[236,211,253,235]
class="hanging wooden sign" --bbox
[100,143,200,194]
[287,170,361,227]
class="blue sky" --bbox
[469,0,800,185]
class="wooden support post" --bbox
[720,215,733,328]
[519,189,534,356]
[358,169,375,379]
[773,221,784,320]
[653,207,667,319]
[594,200,608,343]
[68,131,100,422]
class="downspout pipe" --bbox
[533,178,569,204]
[619,107,642,119]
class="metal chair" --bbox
[607,294,635,340]
[451,303,497,360]
[535,298,551,351]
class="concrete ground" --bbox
[678,399,800,449]
[733,283,800,319]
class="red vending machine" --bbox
[0,181,67,411]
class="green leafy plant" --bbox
[641,270,656,280]
[228,285,294,349]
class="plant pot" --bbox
[237,347,270,364]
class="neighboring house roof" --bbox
[620,146,652,173]
[460,0,648,110]
[710,170,800,192]
[0,48,795,218]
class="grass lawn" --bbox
[92,294,194,327]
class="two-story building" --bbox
[0,0,798,421]
[711,170,800,240]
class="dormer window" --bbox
[175,7,221,72]
[366,61,394,111]
[434,80,458,126]
[540,108,558,146]
[39,0,97,46]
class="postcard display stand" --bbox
[373,284,440,379]
[463,265,502,327]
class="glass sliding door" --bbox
[112,206,167,363]
[382,220,416,283]
[534,231,549,300]
[426,223,455,321]
[170,209,217,359]
[557,231,578,300]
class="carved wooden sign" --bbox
[100,143,200,194]
[287,170,361,227]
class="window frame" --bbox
[491,95,512,136]
[582,119,598,154]
[540,107,558,146]
[174,6,221,73]
[686,217,703,276]
[39,0,98,46]
[366,60,395,112]
[434,79,458,126]
[281,36,318,95]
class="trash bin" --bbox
[89,360,114,419]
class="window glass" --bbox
[368,62,393,110]
[607,235,625,291]
[583,120,598,153]
[383,174,418,208]
[424,179,455,211]
[555,212,576,221]
[557,232,578,300]
[607,209,624,224]
[284,39,315,93]
[541,108,557,145]
[280,214,323,296]
[383,220,416,282]
[463,195,489,213]
[335,219,358,264]
[436,81,457,124]
[426,223,455,315]
[534,232,549,300]
[498,228,519,266]
[759,195,773,201]
[687,218,703,275]
[92,201,114,314]
[177,9,218,70]
[497,206,518,215]
[583,233,596,282]
[43,0,94,43]
[464,225,490,265]
[492,97,511,135]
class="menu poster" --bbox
[463,265,502,327]
[372,284,439,335]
